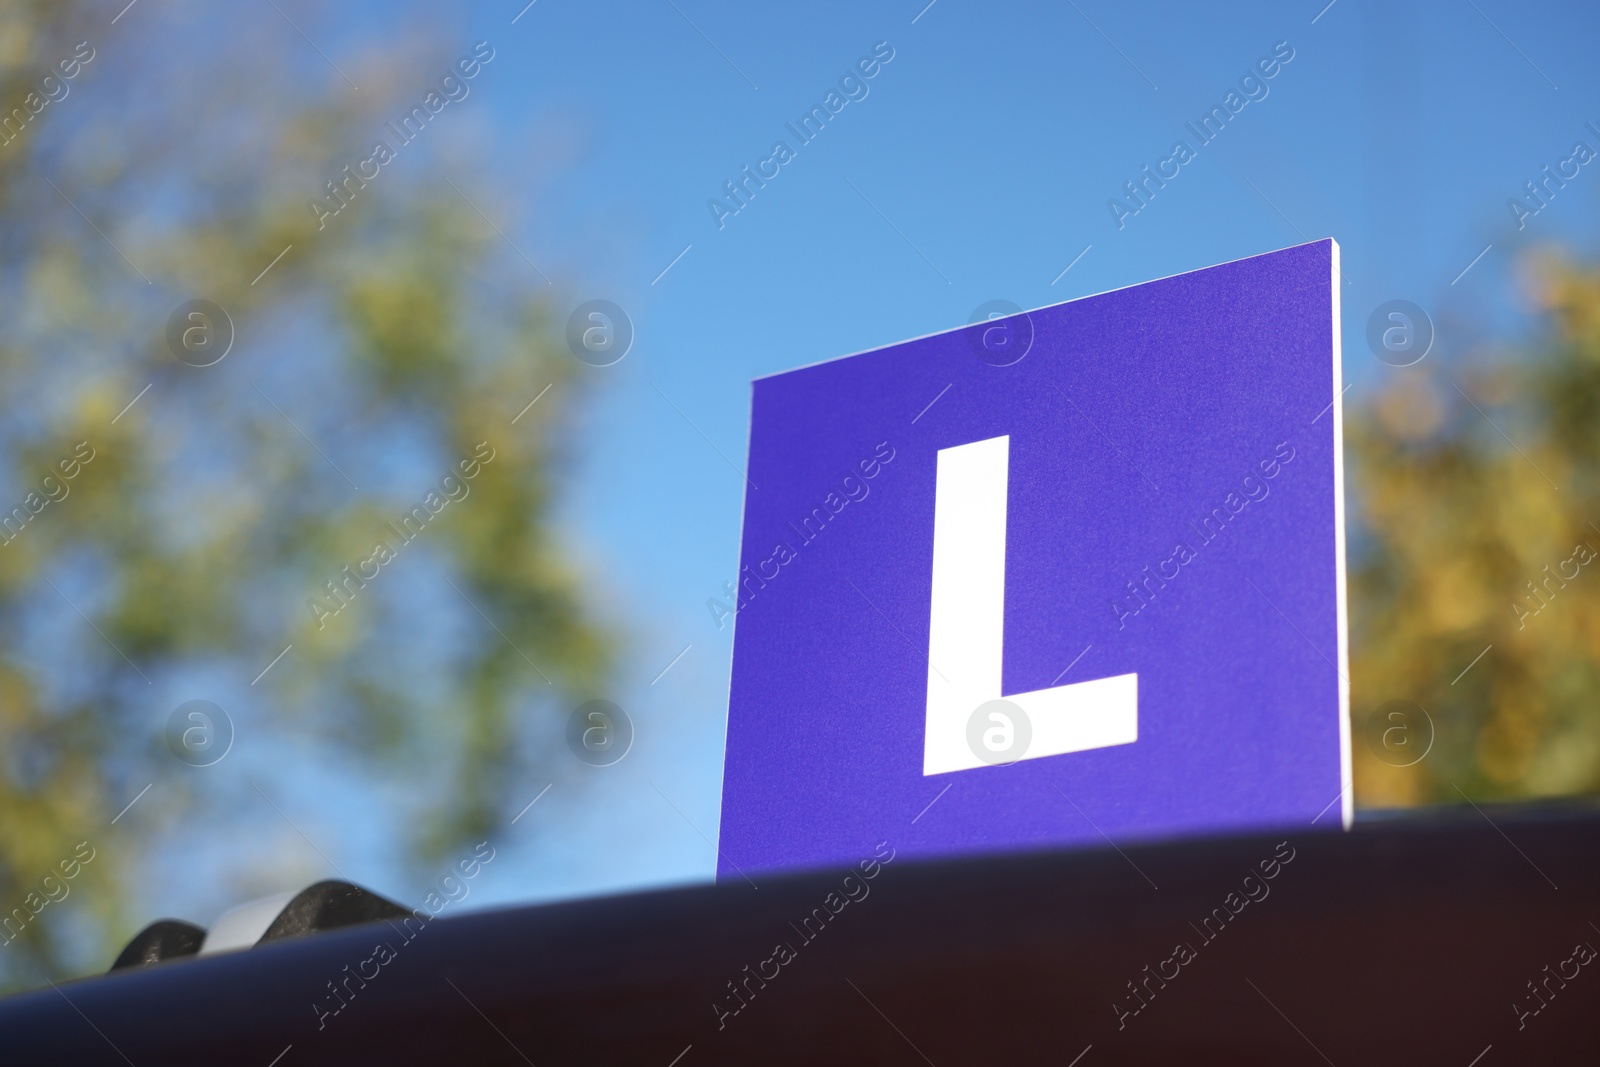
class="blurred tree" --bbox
[1349,249,1600,809]
[0,1,611,989]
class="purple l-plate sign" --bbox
[718,240,1349,880]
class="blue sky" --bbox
[141,0,1600,925]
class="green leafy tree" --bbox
[0,1,611,989]
[1350,249,1600,808]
